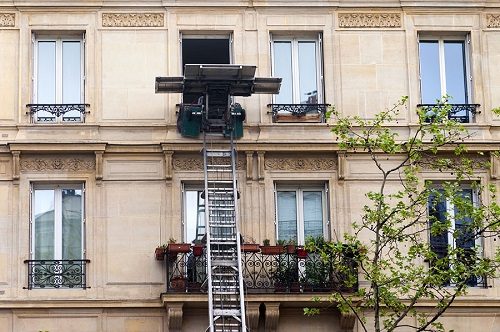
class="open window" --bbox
[181,34,231,104]
[29,32,87,123]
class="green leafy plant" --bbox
[307,97,500,332]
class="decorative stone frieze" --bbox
[486,14,500,28]
[20,156,95,172]
[264,157,336,171]
[102,13,164,27]
[0,13,15,27]
[418,154,489,171]
[338,13,401,28]
[173,156,245,171]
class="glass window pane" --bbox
[34,189,55,260]
[62,41,82,104]
[428,191,448,258]
[277,191,297,242]
[444,41,467,104]
[303,191,323,239]
[419,41,441,104]
[185,190,205,243]
[298,42,318,104]
[61,188,82,260]
[37,41,56,104]
[455,189,474,249]
[273,41,293,104]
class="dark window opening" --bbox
[182,38,230,104]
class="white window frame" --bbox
[32,33,85,122]
[429,185,481,252]
[30,183,85,260]
[418,34,472,104]
[181,183,206,243]
[274,184,328,245]
[270,33,324,104]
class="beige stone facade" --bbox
[0,0,499,331]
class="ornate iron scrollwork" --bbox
[267,104,330,123]
[24,260,90,289]
[26,104,90,123]
[417,104,480,123]
[165,246,358,293]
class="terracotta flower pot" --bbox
[241,243,260,253]
[260,245,285,255]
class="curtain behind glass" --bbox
[273,41,293,104]
[303,191,323,239]
[61,189,82,259]
[298,42,318,104]
[34,189,55,260]
[419,41,441,104]
[277,191,297,242]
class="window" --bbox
[428,186,483,287]
[271,35,323,105]
[183,186,206,243]
[275,185,327,244]
[31,33,85,122]
[181,34,231,104]
[27,183,87,289]
[418,35,477,122]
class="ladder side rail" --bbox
[231,136,247,332]
[203,133,215,332]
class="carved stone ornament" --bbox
[486,14,500,28]
[102,13,164,27]
[0,13,15,27]
[20,156,95,172]
[338,13,402,28]
[417,154,489,171]
[173,156,245,171]
[264,157,336,171]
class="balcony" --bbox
[417,103,480,123]
[164,246,357,294]
[26,104,90,123]
[24,259,90,289]
[268,104,330,123]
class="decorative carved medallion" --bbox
[338,13,401,28]
[264,157,336,171]
[20,156,95,172]
[173,156,245,171]
[0,13,15,27]
[486,14,500,28]
[102,13,164,27]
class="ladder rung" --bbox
[212,260,238,267]
[206,151,232,157]
[213,309,241,316]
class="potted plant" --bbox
[283,239,297,254]
[192,239,205,257]
[241,236,260,253]
[296,246,308,259]
[167,238,191,259]
[170,275,187,292]
[260,239,285,255]
[273,255,299,292]
[154,244,168,261]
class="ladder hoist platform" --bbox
[156,64,281,332]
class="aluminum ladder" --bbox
[204,134,247,332]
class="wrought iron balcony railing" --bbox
[267,104,330,123]
[26,104,90,123]
[165,247,358,293]
[24,259,90,289]
[417,104,480,123]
